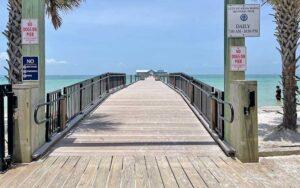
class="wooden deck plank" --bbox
[0,164,29,187]
[135,156,150,188]
[177,156,208,188]
[120,156,135,188]
[63,157,90,188]
[167,156,193,188]
[48,156,80,188]
[210,157,251,188]
[221,157,274,187]
[188,156,220,188]
[76,157,101,188]
[145,156,164,188]
[107,156,123,188]
[21,156,58,187]
[155,156,178,188]
[34,156,69,188]
[7,162,41,188]
[93,156,112,188]
[200,157,236,187]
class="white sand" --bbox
[259,106,300,150]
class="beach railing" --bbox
[160,73,233,140]
[34,72,138,142]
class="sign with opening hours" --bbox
[227,4,260,37]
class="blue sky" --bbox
[0,0,283,75]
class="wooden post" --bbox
[224,0,246,143]
[230,81,258,163]
[210,91,218,130]
[189,79,194,104]
[13,84,39,163]
[59,96,67,130]
[12,0,46,162]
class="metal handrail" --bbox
[166,74,234,123]
[34,98,62,124]
[34,74,133,125]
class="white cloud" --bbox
[46,58,68,65]
[0,52,8,61]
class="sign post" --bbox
[224,0,246,143]
[13,0,46,162]
[224,1,260,158]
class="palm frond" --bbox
[45,0,85,29]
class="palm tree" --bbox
[265,0,300,130]
[3,0,84,84]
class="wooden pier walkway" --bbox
[1,77,300,187]
[50,77,223,156]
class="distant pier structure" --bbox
[136,69,168,80]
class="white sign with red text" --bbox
[230,46,247,71]
[21,19,39,44]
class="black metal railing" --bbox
[45,90,62,142]
[0,84,17,172]
[34,73,139,142]
[160,73,233,139]
[127,75,141,85]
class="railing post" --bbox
[190,79,194,104]
[45,93,50,142]
[57,92,61,132]
[79,83,83,111]
[210,91,218,130]
[91,79,94,104]
[59,95,67,131]
[7,86,15,161]
[130,75,133,84]
[0,88,5,171]
[106,74,110,93]
[173,76,176,88]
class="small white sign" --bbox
[227,4,260,37]
[230,46,247,71]
[21,19,39,44]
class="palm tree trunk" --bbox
[274,0,300,130]
[3,0,22,84]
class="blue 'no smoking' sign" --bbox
[23,56,39,81]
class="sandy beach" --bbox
[258,106,300,156]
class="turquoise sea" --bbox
[0,74,284,107]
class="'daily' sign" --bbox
[21,19,39,44]
[227,4,260,38]
[230,46,247,71]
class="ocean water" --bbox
[0,74,286,107]
[194,74,283,107]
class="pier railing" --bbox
[34,73,139,142]
[160,73,233,140]
[0,84,17,171]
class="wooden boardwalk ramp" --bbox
[1,77,300,187]
[50,77,223,156]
